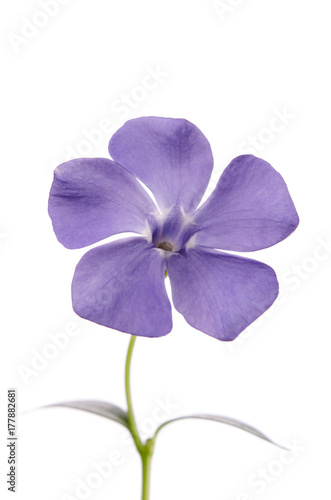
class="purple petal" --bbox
[72,237,172,337]
[108,117,213,213]
[166,246,278,341]
[48,158,157,249]
[194,155,299,251]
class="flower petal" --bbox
[48,158,157,249]
[108,117,213,213]
[72,237,172,337]
[166,246,278,341]
[194,155,299,251]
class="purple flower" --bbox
[48,117,299,341]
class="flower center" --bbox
[150,205,198,253]
[157,241,174,252]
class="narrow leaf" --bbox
[154,414,287,449]
[39,400,129,428]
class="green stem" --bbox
[125,336,143,453]
[141,449,153,500]
[125,336,154,500]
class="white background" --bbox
[1,0,331,499]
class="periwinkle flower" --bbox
[48,117,299,341]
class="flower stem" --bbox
[125,336,155,500]
[141,448,153,499]
[125,336,143,453]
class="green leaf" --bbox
[40,400,129,428]
[154,414,286,449]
